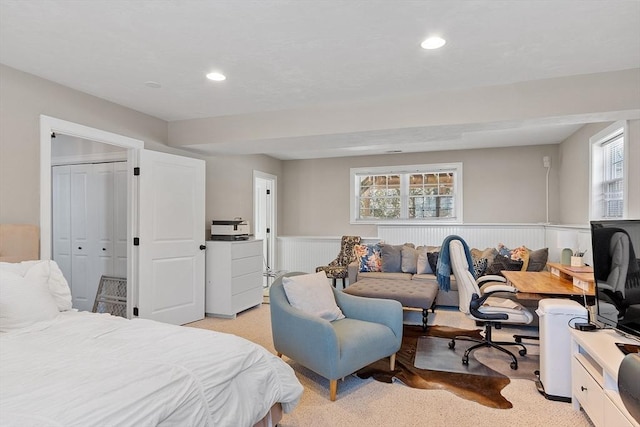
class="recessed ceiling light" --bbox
[144,81,161,88]
[206,72,226,81]
[421,36,446,50]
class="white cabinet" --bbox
[571,329,639,427]
[52,162,127,312]
[205,239,263,318]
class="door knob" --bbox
[102,248,106,251]
[199,245,206,250]
[78,246,82,250]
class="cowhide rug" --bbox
[356,325,516,409]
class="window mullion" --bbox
[400,174,408,219]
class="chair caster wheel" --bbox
[510,361,518,370]
[519,348,527,356]
[462,356,469,365]
[448,340,455,350]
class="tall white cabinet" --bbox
[205,239,263,318]
[52,162,127,312]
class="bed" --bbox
[0,226,303,427]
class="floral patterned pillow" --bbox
[354,243,382,272]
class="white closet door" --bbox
[114,162,128,278]
[70,164,92,311]
[91,163,115,303]
[56,162,127,312]
[52,166,72,284]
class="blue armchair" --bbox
[270,272,403,401]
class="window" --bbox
[350,163,463,223]
[590,121,628,219]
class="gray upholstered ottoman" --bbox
[343,278,438,331]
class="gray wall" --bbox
[280,144,559,236]
[205,154,282,235]
[2,63,638,239]
[0,64,168,225]
[558,119,640,224]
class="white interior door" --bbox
[114,162,128,277]
[92,163,115,291]
[253,171,276,287]
[53,162,126,312]
[52,166,72,288]
[137,150,206,325]
[70,164,92,311]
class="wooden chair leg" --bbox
[390,353,396,371]
[331,278,337,288]
[329,379,338,401]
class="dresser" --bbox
[205,239,263,318]
[570,328,639,427]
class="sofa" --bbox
[347,243,461,307]
[347,241,549,325]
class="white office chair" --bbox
[448,239,534,370]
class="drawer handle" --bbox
[581,386,587,391]
[199,245,206,250]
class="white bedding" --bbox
[0,311,303,427]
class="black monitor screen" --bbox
[590,219,640,339]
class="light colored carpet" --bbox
[187,304,593,427]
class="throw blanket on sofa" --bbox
[437,235,475,292]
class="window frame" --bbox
[350,162,463,224]
[589,120,628,220]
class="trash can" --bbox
[535,298,588,401]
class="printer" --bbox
[211,219,250,241]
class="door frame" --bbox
[253,170,277,275]
[40,115,143,317]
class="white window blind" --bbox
[590,121,627,220]
[601,134,624,218]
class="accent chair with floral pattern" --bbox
[316,235,362,288]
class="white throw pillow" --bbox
[24,260,73,311]
[0,270,60,332]
[0,260,73,311]
[0,260,39,276]
[282,272,345,321]
[416,246,432,274]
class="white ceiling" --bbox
[1,0,639,159]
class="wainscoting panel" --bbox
[277,224,561,275]
[276,236,378,274]
[544,225,592,266]
[377,224,546,251]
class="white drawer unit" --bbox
[205,239,263,318]
[570,329,639,427]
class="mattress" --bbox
[0,311,303,427]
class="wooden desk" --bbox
[502,270,595,299]
[546,262,595,289]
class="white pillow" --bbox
[0,270,60,332]
[416,246,432,274]
[0,260,72,311]
[24,260,73,311]
[0,260,39,276]
[282,272,345,321]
